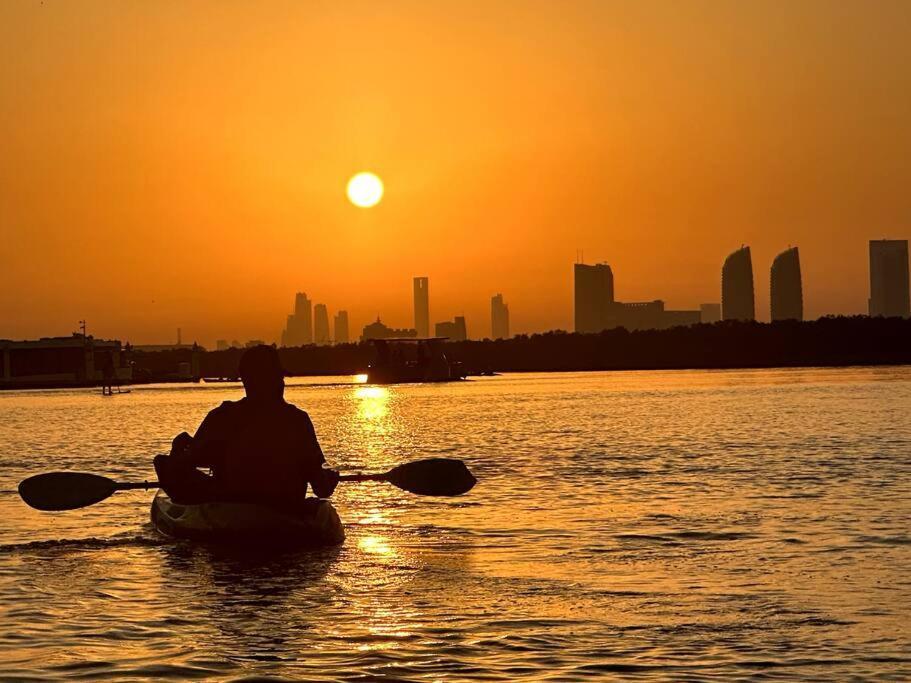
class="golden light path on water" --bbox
[1,368,910,680]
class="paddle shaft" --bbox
[116,481,158,491]
[111,473,384,489]
[338,472,387,483]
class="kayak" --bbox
[150,490,345,546]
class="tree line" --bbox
[129,316,911,381]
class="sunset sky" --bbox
[2,1,910,346]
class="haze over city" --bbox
[3,1,911,347]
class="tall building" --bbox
[334,310,350,344]
[700,303,722,323]
[869,239,910,318]
[295,292,313,343]
[281,292,313,346]
[491,294,510,339]
[770,247,803,321]
[313,304,330,344]
[574,263,613,333]
[414,277,429,337]
[721,247,755,321]
[435,316,467,341]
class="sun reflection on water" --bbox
[358,534,396,557]
[354,386,390,422]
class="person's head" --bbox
[238,345,285,401]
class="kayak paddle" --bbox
[339,458,477,496]
[18,472,155,511]
[18,457,477,511]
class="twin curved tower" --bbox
[770,247,803,321]
[721,246,755,321]
[721,246,803,322]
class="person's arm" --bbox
[301,412,339,498]
[170,408,225,469]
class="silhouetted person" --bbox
[101,350,116,395]
[153,345,339,507]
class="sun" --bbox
[347,172,384,208]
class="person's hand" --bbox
[313,467,340,498]
[170,432,193,458]
[324,468,340,496]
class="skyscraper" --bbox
[295,292,313,344]
[414,277,429,337]
[491,293,510,339]
[869,239,910,318]
[313,304,330,345]
[334,310,350,344]
[574,263,613,333]
[281,292,313,346]
[721,247,755,321]
[770,247,803,321]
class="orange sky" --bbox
[2,1,910,346]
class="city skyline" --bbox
[4,3,911,346]
[9,237,909,348]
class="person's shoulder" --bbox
[283,402,313,424]
[206,399,241,417]
[283,402,310,418]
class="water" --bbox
[1,368,910,681]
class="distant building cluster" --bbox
[574,239,909,334]
[227,239,909,347]
[279,292,350,347]
[573,263,702,333]
[355,277,508,343]
[270,277,510,347]
[361,318,417,341]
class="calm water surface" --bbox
[1,368,910,680]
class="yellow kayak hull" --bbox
[150,490,345,546]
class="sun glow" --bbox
[346,172,384,208]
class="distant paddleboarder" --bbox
[153,345,339,506]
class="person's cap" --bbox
[238,345,285,380]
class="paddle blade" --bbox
[385,458,477,496]
[18,472,118,511]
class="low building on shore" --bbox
[0,335,131,390]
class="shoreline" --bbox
[2,358,909,392]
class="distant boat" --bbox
[203,377,240,383]
[365,337,466,384]
[101,386,131,396]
